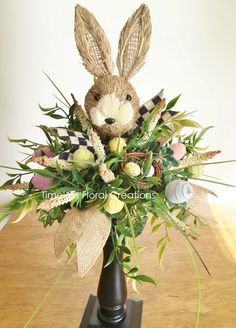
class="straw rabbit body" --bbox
[74,4,152,138]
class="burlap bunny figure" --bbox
[74,4,152,138]
[40,4,163,163]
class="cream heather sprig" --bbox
[179,150,221,168]
[37,191,80,211]
[72,94,93,133]
[146,99,166,133]
[30,156,73,171]
[1,182,29,191]
[90,129,106,162]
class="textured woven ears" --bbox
[74,4,114,77]
[74,4,152,80]
[117,4,152,79]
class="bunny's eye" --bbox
[126,94,132,101]
[94,93,101,101]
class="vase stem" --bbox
[97,236,127,324]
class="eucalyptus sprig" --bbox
[178,126,213,155]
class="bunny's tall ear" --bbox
[74,4,114,77]
[117,4,152,80]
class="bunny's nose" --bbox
[105,118,115,125]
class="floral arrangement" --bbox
[1,86,220,278]
[0,5,235,324]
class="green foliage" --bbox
[12,196,37,223]
[143,152,153,176]
[132,274,157,285]
[39,102,83,131]
[38,125,70,154]
[151,193,211,276]
[155,146,179,170]
[162,167,192,185]
[0,191,42,222]
[117,215,148,238]
[8,137,43,151]
[38,206,67,227]
[151,216,172,267]
[166,94,181,110]
[108,226,157,285]
[178,126,213,155]
[39,103,67,120]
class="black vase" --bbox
[79,235,143,328]
[97,236,127,324]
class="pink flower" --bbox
[31,175,54,190]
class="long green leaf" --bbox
[12,197,37,223]
[133,274,157,285]
[183,237,201,328]
[23,245,75,328]
[124,204,138,263]
[29,169,55,178]
[179,119,202,128]
[190,160,236,167]
[152,222,163,234]
[191,177,236,188]
[0,165,24,172]
[166,94,181,110]
[53,94,70,108]
[104,250,115,268]
[158,242,167,267]
[0,212,11,222]
[143,152,153,176]
[43,72,71,107]
[164,159,236,173]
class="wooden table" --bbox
[0,205,236,328]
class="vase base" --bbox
[79,294,143,328]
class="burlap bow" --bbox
[187,183,217,221]
[54,205,111,276]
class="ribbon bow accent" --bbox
[187,184,217,221]
[54,205,111,276]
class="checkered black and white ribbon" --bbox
[52,128,95,161]
[136,90,163,127]
[136,90,179,128]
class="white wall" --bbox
[0,0,236,204]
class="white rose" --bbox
[104,193,125,214]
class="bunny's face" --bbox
[84,76,139,137]
[75,4,151,138]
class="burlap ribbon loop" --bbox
[187,184,217,221]
[54,205,111,276]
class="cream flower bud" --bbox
[73,148,95,169]
[104,193,124,214]
[108,137,127,155]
